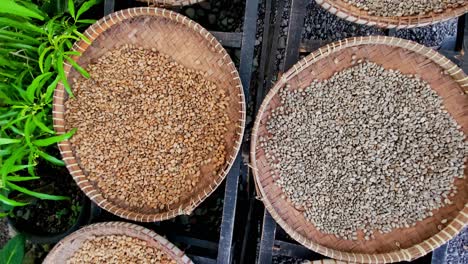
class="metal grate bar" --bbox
[218,0,259,262]
[104,0,115,15]
[282,0,307,70]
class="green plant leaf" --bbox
[46,17,58,43]
[0,42,38,52]
[0,57,18,71]
[72,29,90,44]
[17,0,47,19]
[68,0,75,19]
[2,115,28,131]
[64,55,89,78]
[8,126,24,137]
[0,60,24,71]
[7,182,69,201]
[0,212,8,218]
[43,53,53,73]
[36,150,64,166]
[63,51,81,56]
[37,42,47,56]
[26,72,53,102]
[11,84,30,104]
[0,35,21,45]
[32,114,54,134]
[26,151,36,176]
[0,149,11,157]
[32,128,76,147]
[64,39,73,50]
[6,176,39,182]
[1,145,29,184]
[0,138,21,145]
[13,69,29,88]
[0,29,40,45]
[44,75,60,103]
[0,0,44,20]
[0,34,39,46]
[0,91,14,105]
[76,0,101,20]
[0,111,18,120]
[38,46,52,73]
[8,165,33,174]
[24,116,35,147]
[0,234,25,264]
[0,142,14,156]
[76,19,95,24]
[0,17,45,34]
[0,194,28,207]
[57,54,73,96]
[54,34,80,45]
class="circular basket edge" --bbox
[52,7,246,222]
[250,35,468,263]
[315,0,468,29]
[42,221,194,264]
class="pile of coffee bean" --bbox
[67,235,176,264]
[261,61,466,240]
[344,0,465,17]
[65,45,230,212]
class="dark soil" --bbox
[180,0,245,32]
[164,185,225,241]
[22,243,51,264]
[0,218,9,248]
[11,153,84,236]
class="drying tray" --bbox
[53,7,245,222]
[251,36,468,263]
[315,0,468,29]
[43,222,193,263]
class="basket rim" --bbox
[52,7,246,222]
[315,0,468,29]
[137,0,205,6]
[250,35,468,263]
[43,221,194,264]
[310,260,349,264]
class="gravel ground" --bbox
[0,218,9,248]
[278,0,385,72]
[302,1,384,41]
[273,255,307,264]
[275,0,291,72]
[301,1,457,48]
[253,0,265,70]
[395,19,458,47]
[269,0,459,86]
[180,0,245,32]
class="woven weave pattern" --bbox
[43,222,193,264]
[53,7,245,222]
[311,260,351,264]
[315,0,468,29]
[137,0,204,6]
[251,36,468,263]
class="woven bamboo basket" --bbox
[309,260,350,264]
[251,36,468,263]
[315,0,468,29]
[137,0,204,6]
[53,7,245,222]
[43,222,193,263]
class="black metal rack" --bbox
[83,1,467,263]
